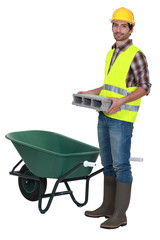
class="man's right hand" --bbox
[77,91,90,94]
[77,86,103,96]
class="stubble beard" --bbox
[114,32,130,42]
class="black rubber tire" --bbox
[18,164,47,201]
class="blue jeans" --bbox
[98,112,134,183]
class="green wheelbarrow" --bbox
[6,130,103,214]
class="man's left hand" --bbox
[106,97,124,114]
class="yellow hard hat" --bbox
[110,7,135,26]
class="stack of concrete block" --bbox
[72,94,112,111]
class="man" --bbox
[78,7,151,229]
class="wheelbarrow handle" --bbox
[83,161,96,168]
[130,157,143,162]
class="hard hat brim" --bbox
[110,19,135,26]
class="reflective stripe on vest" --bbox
[99,44,141,122]
[121,104,139,112]
[103,84,139,112]
[103,84,134,96]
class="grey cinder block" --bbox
[72,94,112,111]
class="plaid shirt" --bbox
[109,39,151,95]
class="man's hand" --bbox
[77,91,90,94]
[106,97,124,114]
[77,86,103,95]
[106,87,147,114]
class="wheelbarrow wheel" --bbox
[18,164,47,201]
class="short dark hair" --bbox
[128,23,133,30]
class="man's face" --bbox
[112,20,133,42]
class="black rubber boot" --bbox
[85,175,116,218]
[100,181,132,229]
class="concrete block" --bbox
[72,94,112,111]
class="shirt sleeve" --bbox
[131,51,151,95]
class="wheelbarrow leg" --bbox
[38,178,60,214]
[64,167,104,207]
[38,163,85,214]
[64,178,90,207]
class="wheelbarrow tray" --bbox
[6,130,99,179]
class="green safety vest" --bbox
[99,44,141,123]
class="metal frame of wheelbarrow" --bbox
[10,159,104,214]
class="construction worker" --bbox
[78,7,151,229]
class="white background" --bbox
[0,0,159,239]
